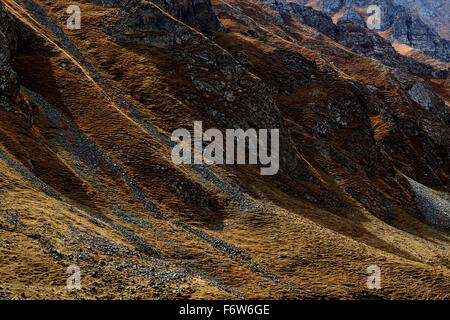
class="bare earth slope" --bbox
[0,0,449,299]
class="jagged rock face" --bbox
[156,0,224,33]
[105,1,197,49]
[106,0,300,175]
[338,7,365,28]
[214,0,449,191]
[407,82,433,112]
[324,0,407,31]
[0,2,21,111]
[335,21,399,60]
[334,21,441,76]
[263,0,338,37]
[393,0,450,40]
[0,0,449,300]
[289,3,339,37]
[406,81,448,123]
[322,0,343,14]
[91,0,121,6]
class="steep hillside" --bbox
[0,0,449,299]
[393,0,450,41]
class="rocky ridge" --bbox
[0,0,448,300]
[320,0,450,62]
[0,3,21,111]
[252,0,448,76]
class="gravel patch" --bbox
[405,175,450,229]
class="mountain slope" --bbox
[393,0,450,41]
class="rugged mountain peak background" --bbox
[0,0,448,299]
[93,0,224,32]
[301,0,450,62]
[0,3,21,111]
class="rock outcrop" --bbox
[214,0,449,196]
[335,21,445,77]
[254,0,446,76]
[0,0,449,300]
[393,0,450,40]
[0,2,21,111]
[155,0,224,33]
[320,0,450,62]
[391,12,449,62]
[338,6,365,28]
[93,0,223,33]
[322,0,343,15]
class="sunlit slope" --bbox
[0,0,448,299]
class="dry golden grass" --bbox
[0,0,448,300]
